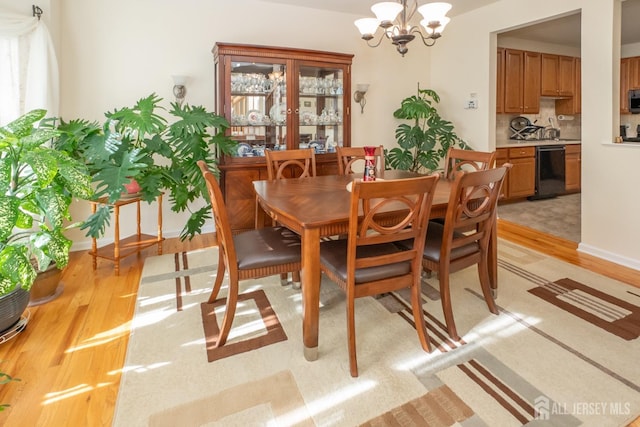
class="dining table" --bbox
[253,169,498,361]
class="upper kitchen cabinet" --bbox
[496,48,505,113]
[503,49,541,114]
[541,54,575,97]
[213,43,353,232]
[621,58,630,114]
[556,57,581,115]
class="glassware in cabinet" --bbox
[297,64,345,154]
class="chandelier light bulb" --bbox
[371,2,403,24]
[355,17,381,38]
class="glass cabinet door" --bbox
[228,60,288,157]
[297,63,346,154]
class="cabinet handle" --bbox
[295,108,299,114]
[287,108,292,115]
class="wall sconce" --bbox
[354,84,369,113]
[172,75,187,105]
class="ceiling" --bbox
[500,0,640,47]
[260,0,640,47]
[259,0,498,18]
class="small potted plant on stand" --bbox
[0,110,93,331]
[385,86,469,173]
[54,93,237,241]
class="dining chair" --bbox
[265,148,317,180]
[442,147,497,179]
[419,164,511,342]
[264,148,316,287]
[197,161,302,348]
[319,174,439,377]
[336,145,385,175]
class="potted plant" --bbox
[53,94,237,240]
[0,110,93,328]
[385,87,469,173]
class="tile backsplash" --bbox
[497,98,582,141]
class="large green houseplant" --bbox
[0,109,93,328]
[53,94,237,240]
[385,87,469,173]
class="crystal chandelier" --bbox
[354,1,452,56]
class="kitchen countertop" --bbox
[496,139,581,148]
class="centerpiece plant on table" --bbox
[53,94,237,241]
[385,87,469,173]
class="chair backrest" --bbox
[443,148,497,180]
[442,164,512,257]
[336,145,385,175]
[265,148,317,180]
[197,160,237,273]
[347,174,439,284]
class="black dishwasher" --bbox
[529,145,565,200]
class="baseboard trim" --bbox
[578,243,640,272]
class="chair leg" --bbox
[207,251,226,304]
[346,294,358,377]
[439,267,461,341]
[215,274,239,348]
[411,280,431,353]
[478,257,498,315]
[292,271,301,289]
[280,273,289,286]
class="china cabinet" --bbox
[213,43,353,232]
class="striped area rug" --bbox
[113,240,640,426]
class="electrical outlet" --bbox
[466,99,478,109]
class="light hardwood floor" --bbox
[0,224,638,426]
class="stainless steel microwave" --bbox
[629,89,640,113]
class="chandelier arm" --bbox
[410,26,439,47]
[364,30,390,48]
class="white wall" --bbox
[54,0,430,249]
[430,0,640,270]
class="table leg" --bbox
[301,227,320,361]
[157,194,163,255]
[114,204,120,276]
[90,202,97,270]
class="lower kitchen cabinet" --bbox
[565,144,581,192]
[497,147,536,199]
[496,147,536,199]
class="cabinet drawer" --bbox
[565,144,581,155]
[507,146,535,158]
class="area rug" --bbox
[113,240,640,426]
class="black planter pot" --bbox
[0,287,30,334]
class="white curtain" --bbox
[0,12,59,125]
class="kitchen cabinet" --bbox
[622,57,630,114]
[213,42,353,232]
[496,48,505,113]
[503,49,540,114]
[629,56,640,90]
[496,146,535,199]
[556,57,581,115]
[565,144,581,192]
[541,54,575,97]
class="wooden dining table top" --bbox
[253,170,452,231]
